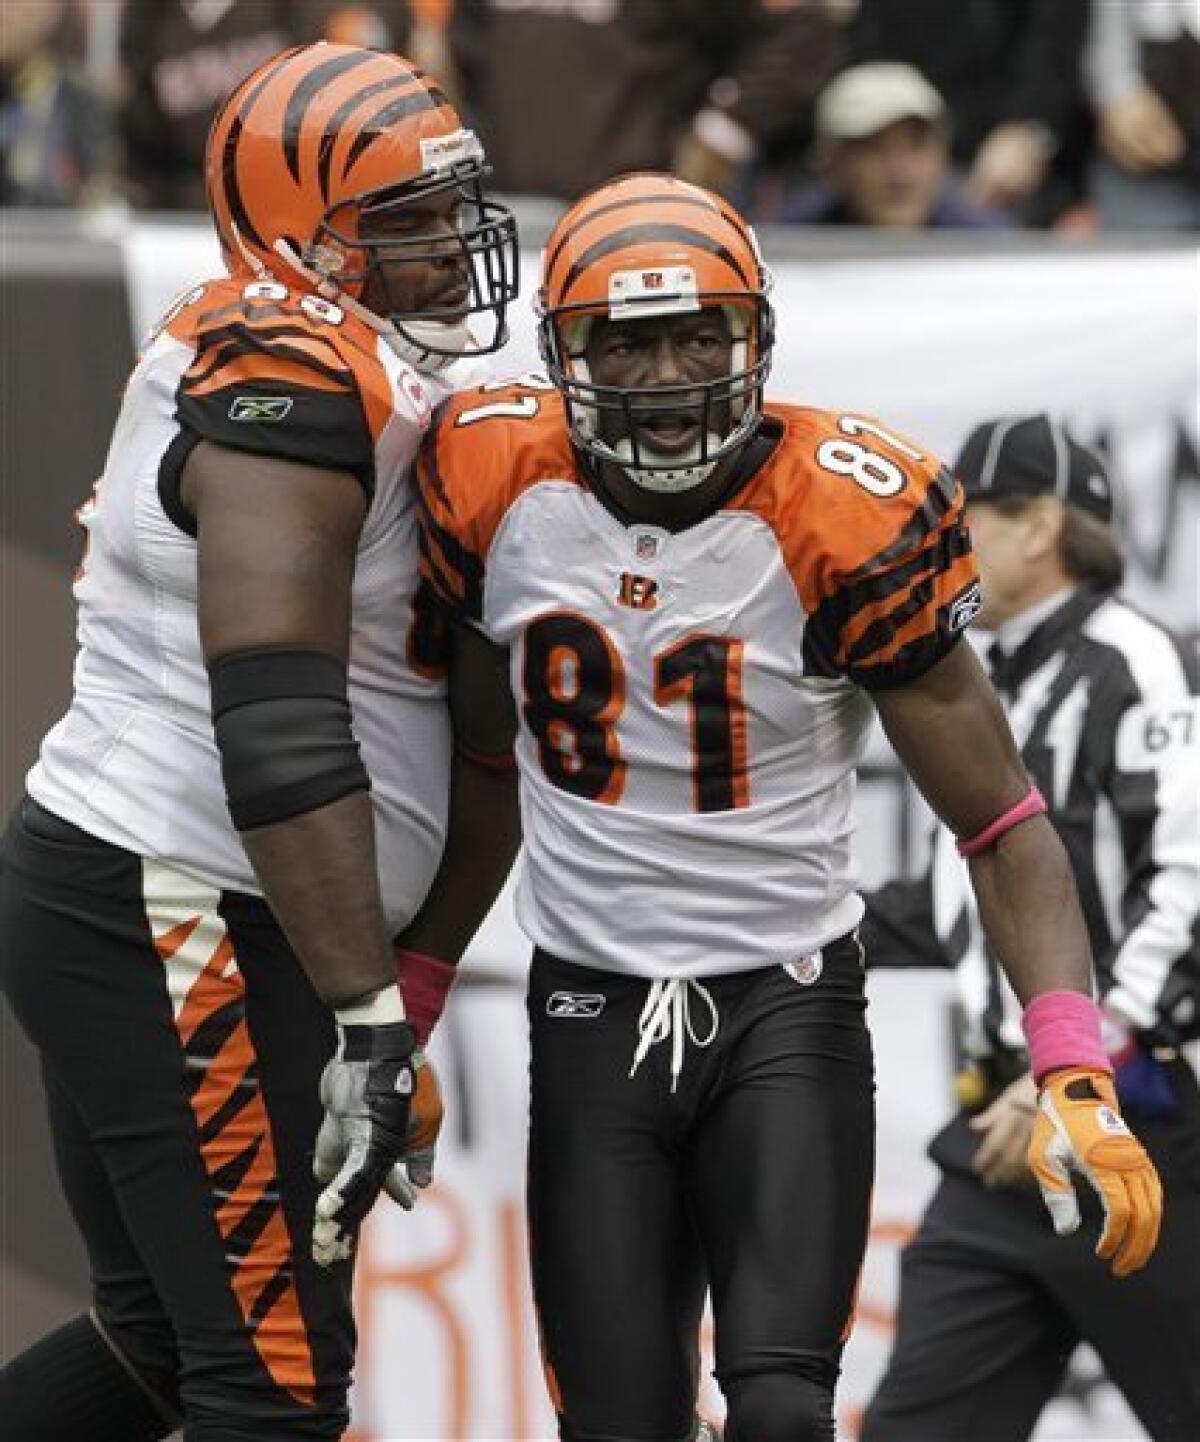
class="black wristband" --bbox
[340,1021,417,1063]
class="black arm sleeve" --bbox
[209,648,370,831]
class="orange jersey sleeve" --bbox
[416,376,579,623]
[738,405,980,689]
[170,280,384,492]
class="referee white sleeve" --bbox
[1103,684,1200,1032]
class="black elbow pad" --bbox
[208,648,370,831]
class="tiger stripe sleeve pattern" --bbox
[414,408,487,625]
[175,298,376,492]
[802,457,980,691]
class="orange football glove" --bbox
[1028,1067,1163,1278]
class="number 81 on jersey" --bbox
[522,614,749,814]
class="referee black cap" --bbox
[954,414,1114,524]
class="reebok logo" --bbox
[229,395,294,422]
[546,991,606,1018]
[948,580,983,633]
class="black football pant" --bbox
[0,800,354,1440]
[526,936,875,1442]
[861,1111,1200,1441]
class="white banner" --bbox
[121,232,1196,1439]
[121,230,1199,641]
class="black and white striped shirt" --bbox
[865,586,1200,1080]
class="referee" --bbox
[861,415,1200,1441]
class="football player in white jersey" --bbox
[415,173,1164,1442]
[0,44,519,1442]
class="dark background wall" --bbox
[2,221,136,1351]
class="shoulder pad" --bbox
[757,405,957,576]
[418,375,579,621]
[748,405,978,688]
[173,278,384,488]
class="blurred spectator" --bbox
[447,0,845,201]
[850,0,1091,226]
[1,0,111,206]
[118,1,411,209]
[774,62,1010,229]
[1085,0,1200,230]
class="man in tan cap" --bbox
[778,61,1009,228]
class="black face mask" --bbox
[538,294,775,491]
[313,164,520,358]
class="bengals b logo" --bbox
[618,573,659,610]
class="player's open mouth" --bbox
[636,413,703,454]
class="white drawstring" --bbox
[629,979,720,1092]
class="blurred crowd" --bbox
[2,0,1198,232]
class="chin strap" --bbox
[607,434,723,493]
[378,316,481,372]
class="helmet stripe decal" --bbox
[227,44,303,123]
[217,50,304,254]
[341,87,449,173]
[544,191,725,289]
[558,223,752,302]
[282,49,379,183]
[221,115,268,252]
[317,75,423,203]
[713,197,756,250]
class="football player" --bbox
[415,173,1164,1442]
[0,43,519,1442]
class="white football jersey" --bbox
[29,275,487,933]
[419,380,979,978]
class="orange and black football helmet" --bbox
[206,43,517,363]
[537,172,774,492]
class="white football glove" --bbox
[311,1017,443,1267]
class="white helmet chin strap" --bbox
[606,435,723,493]
[376,316,478,371]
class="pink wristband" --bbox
[1021,989,1112,1083]
[395,948,458,1046]
[957,785,1047,857]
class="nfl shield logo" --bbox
[784,954,823,986]
[634,531,659,561]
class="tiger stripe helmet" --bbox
[205,43,518,362]
[537,172,774,492]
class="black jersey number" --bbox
[522,614,748,811]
